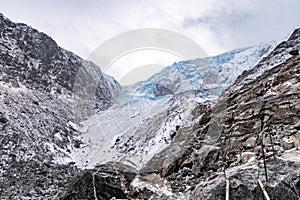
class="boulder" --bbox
[139,125,195,176]
[130,173,173,199]
[59,162,138,200]
[289,49,299,56]
[190,149,300,200]
[154,84,174,97]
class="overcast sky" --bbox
[1,0,300,84]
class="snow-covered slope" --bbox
[0,13,120,198]
[0,13,120,116]
[72,43,276,169]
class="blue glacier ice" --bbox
[71,42,277,169]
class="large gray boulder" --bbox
[190,149,300,200]
[59,162,138,200]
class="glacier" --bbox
[71,43,277,169]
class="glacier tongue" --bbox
[71,42,276,169]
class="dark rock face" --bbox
[154,83,174,97]
[0,13,120,113]
[0,113,8,130]
[218,56,300,155]
[135,29,300,199]
[289,49,299,55]
[211,33,300,160]
[59,162,138,200]
[139,125,196,176]
[59,162,176,200]
[190,154,300,200]
[0,13,120,199]
[188,30,300,199]
[0,160,78,199]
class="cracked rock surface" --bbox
[0,13,120,199]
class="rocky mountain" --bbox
[0,13,120,117]
[60,29,300,199]
[1,12,299,200]
[0,13,120,199]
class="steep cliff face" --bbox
[189,50,300,200]
[188,29,300,199]
[0,13,120,199]
[146,28,300,199]
[0,13,120,113]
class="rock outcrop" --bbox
[176,28,300,199]
[190,150,300,200]
[0,13,120,116]
[59,162,138,200]
[154,83,174,97]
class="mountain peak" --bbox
[289,27,300,42]
[0,13,120,112]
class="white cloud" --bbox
[1,0,300,84]
[0,0,223,57]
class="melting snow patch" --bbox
[131,174,174,197]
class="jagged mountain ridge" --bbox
[0,13,120,199]
[0,13,120,113]
[189,29,300,199]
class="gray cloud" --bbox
[1,0,299,60]
[183,0,300,51]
